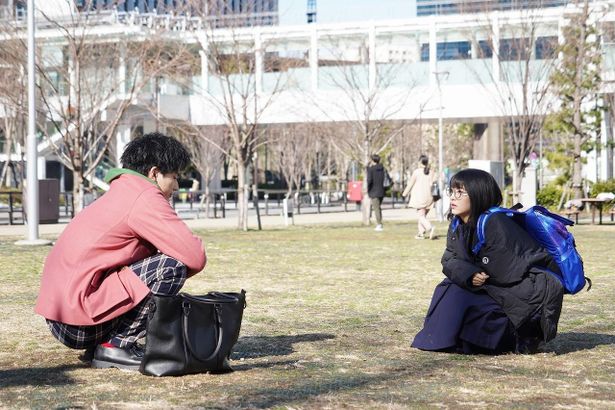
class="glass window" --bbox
[536,36,558,60]
[421,41,471,61]
[499,38,530,61]
[478,40,493,58]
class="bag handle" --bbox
[182,301,225,362]
[180,292,239,305]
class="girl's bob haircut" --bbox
[448,168,502,224]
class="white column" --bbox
[368,23,376,90]
[18,0,51,245]
[491,12,500,83]
[37,157,46,179]
[254,29,263,94]
[116,124,131,167]
[199,49,209,93]
[429,17,437,86]
[310,27,318,91]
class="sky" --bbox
[278,0,416,26]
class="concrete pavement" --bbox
[0,206,424,239]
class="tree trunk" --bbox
[236,161,249,231]
[73,170,85,213]
[572,133,584,199]
[361,137,371,225]
[204,184,211,218]
[571,2,588,200]
[0,136,12,187]
[512,164,523,206]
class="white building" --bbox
[1,1,614,190]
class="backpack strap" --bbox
[472,206,516,255]
[451,216,461,232]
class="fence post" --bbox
[8,192,14,225]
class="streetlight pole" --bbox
[434,70,449,221]
[17,0,50,246]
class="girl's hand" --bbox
[472,272,489,287]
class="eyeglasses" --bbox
[447,189,469,200]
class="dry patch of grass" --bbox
[0,222,614,409]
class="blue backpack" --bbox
[472,205,591,295]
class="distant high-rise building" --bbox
[306,0,316,23]
[416,0,568,16]
[2,1,279,26]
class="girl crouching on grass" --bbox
[412,169,564,354]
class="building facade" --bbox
[417,0,568,16]
[0,0,279,26]
[1,2,614,191]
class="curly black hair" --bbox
[120,132,191,176]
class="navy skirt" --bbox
[412,279,516,354]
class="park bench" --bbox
[561,207,580,224]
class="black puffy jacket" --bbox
[441,213,564,342]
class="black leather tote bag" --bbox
[140,290,246,377]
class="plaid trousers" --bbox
[47,253,187,349]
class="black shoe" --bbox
[91,343,144,371]
[515,336,542,354]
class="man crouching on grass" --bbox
[35,132,206,371]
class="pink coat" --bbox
[35,172,206,326]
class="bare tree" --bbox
[167,122,228,217]
[269,123,319,199]
[0,24,27,188]
[466,9,559,200]
[181,1,298,230]
[33,4,175,211]
[548,0,603,198]
[316,34,415,224]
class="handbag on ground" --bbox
[140,290,246,377]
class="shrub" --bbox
[590,179,615,197]
[537,183,563,210]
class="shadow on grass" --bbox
[232,359,304,372]
[0,364,82,387]
[205,361,444,409]
[544,332,615,354]
[232,333,335,359]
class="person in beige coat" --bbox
[402,155,437,239]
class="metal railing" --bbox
[0,190,74,225]
[170,187,406,218]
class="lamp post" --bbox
[434,70,449,221]
[17,0,50,246]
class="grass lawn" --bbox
[1,221,614,409]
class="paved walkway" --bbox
[0,207,424,239]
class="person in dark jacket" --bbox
[367,154,388,231]
[412,168,564,354]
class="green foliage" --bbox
[547,6,603,149]
[536,182,563,209]
[590,179,615,197]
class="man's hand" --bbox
[472,272,489,287]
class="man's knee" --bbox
[151,256,187,296]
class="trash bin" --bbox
[23,179,60,224]
[347,180,363,202]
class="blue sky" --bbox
[278,0,416,26]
